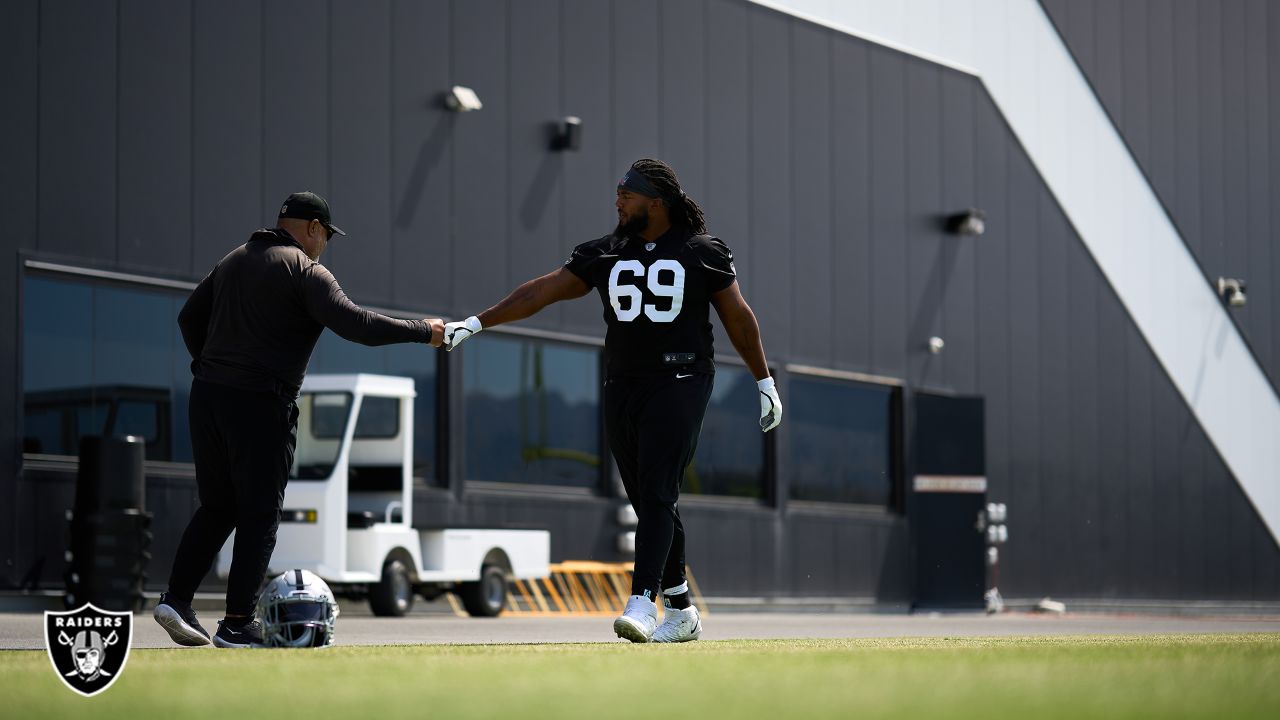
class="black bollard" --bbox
[65,435,152,611]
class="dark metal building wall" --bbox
[1039,0,1280,392]
[2,0,1277,600]
[0,0,39,589]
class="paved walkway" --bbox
[3,609,1278,650]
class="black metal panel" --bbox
[1065,237,1101,596]
[745,7,791,351]
[450,0,510,313]
[612,0,660,172]
[1242,0,1273,370]
[1004,145,1042,591]
[1253,519,1280,598]
[1149,367,1181,600]
[1123,323,1156,596]
[704,0,750,292]
[1145,1,1176,230]
[262,0,329,219]
[1037,187,1071,597]
[939,78,977,392]
[192,0,262,274]
[1094,275,1129,597]
[506,1,564,327]
[0,0,35,587]
[684,508,778,596]
[1202,454,1233,596]
[118,0,193,274]
[328,0,393,305]
[904,60,942,389]
[1272,0,1280,390]
[1171,0,1204,260]
[787,515,835,596]
[38,0,116,261]
[971,91,1011,527]
[1176,418,1208,598]
[830,36,872,373]
[868,46,907,378]
[1220,1,1251,331]
[788,22,832,365]
[558,0,613,336]
[389,0,452,313]
[658,0,707,197]
[1119,0,1149,166]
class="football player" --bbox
[444,158,781,643]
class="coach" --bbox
[153,191,444,648]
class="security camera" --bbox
[444,85,483,112]
[1217,277,1247,307]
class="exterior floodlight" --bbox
[947,208,985,236]
[928,336,945,354]
[1217,277,1246,307]
[551,116,582,151]
[444,85,483,112]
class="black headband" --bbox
[618,169,660,198]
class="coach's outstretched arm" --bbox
[711,281,782,432]
[442,268,591,350]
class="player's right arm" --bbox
[443,268,591,351]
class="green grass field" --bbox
[4,634,1278,719]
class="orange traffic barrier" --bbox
[444,562,707,617]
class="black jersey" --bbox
[565,227,736,378]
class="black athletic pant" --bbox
[167,379,298,616]
[605,372,714,600]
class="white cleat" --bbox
[652,605,702,643]
[613,595,657,643]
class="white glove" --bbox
[758,377,782,432]
[443,315,483,351]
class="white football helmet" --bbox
[257,569,340,648]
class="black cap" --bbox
[278,191,346,237]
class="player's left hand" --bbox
[758,377,782,432]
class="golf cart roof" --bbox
[299,373,416,399]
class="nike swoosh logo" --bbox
[676,373,693,379]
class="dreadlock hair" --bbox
[630,158,707,235]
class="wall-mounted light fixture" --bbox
[443,85,483,112]
[1217,277,1247,307]
[551,116,582,151]
[928,336,945,354]
[947,208,986,236]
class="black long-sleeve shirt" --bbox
[178,228,432,398]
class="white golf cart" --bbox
[217,373,550,616]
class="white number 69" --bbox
[607,259,685,323]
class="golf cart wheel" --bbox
[459,564,507,617]
[369,558,414,617]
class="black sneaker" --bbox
[153,592,211,647]
[213,618,264,648]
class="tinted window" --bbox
[354,396,400,438]
[463,335,601,489]
[686,366,765,498]
[293,392,350,480]
[23,277,183,461]
[789,376,898,506]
